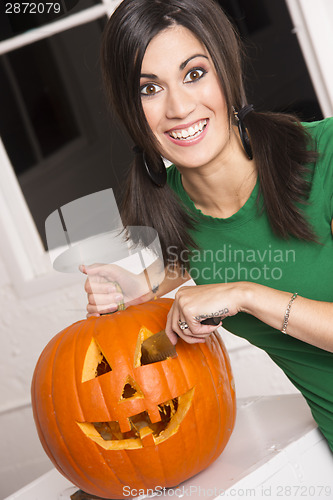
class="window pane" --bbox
[0,58,36,172]
[0,42,80,174]
[0,17,133,249]
[219,0,271,36]
[218,0,323,121]
[0,0,102,41]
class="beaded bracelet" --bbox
[281,292,298,334]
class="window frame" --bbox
[0,0,120,297]
[285,0,333,117]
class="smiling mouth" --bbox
[77,388,194,450]
[168,119,207,141]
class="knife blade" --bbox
[140,316,222,364]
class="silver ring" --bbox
[178,320,189,330]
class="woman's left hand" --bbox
[165,280,333,352]
[165,282,246,344]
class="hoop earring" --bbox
[133,146,167,187]
[233,104,254,160]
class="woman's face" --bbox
[140,25,232,171]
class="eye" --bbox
[134,325,177,368]
[82,338,112,382]
[184,68,206,83]
[140,83,163,96]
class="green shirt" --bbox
[167,118,333,451]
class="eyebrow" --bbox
[140,54,209,79]
[180,54,208,70]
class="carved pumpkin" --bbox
[32,299,235,499]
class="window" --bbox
[0,16,132,251]
[218,0,323,121]
[0,0,102,41]
[0,0,132,296]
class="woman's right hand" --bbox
[79,263,153,317]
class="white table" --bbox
[5,395,333,500]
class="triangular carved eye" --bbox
[120,375,144,400]
[82,338,112,382]
[133,326,155,368]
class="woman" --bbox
[81,0,333,451]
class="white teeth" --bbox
[169,119,207,140]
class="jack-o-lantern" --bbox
[32,299,236,499]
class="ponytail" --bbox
[244,111,318,241]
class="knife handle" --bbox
[200,316,222,325]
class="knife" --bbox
[103,283,222,364]
[140,316,222,365]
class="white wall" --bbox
[0,264,88,498]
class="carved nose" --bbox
[119,375,144,401]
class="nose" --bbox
[165,85,195,120]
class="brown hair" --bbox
[101,0,317,267]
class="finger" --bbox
[81,263,117,280]
[171,310,190,336]
[165,304,180,345]
[85,279,118,295]
[88,292,123,306]
[179,312,222,335]
[186,322,221,336]
[80,263,106,272]
[166,304,206,344]
[172,314,207,344]
[176,329,206,344]
[87,302,119,315]
[165,329,178,345]
[80,263,107,275]
[168,303,183,336]
[165,322,206,344]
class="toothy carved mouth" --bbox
[77,388,194,450]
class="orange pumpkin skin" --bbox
[31,299,236,499]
